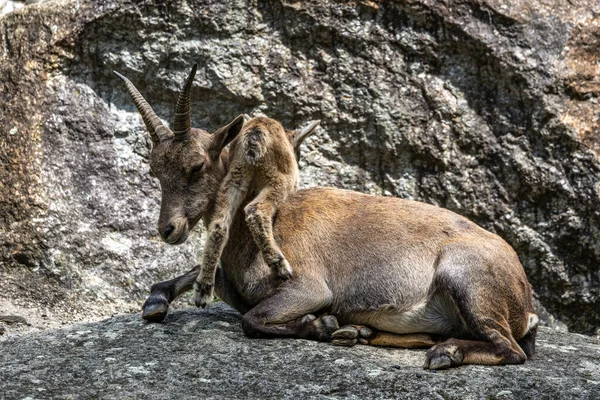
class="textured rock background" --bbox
[1,0,600,335]
[1,303,599,399]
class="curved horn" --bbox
[172,63,198,142]
[113,70,170,143]
[295,120,321,148]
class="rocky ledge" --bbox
[1,303,598,400]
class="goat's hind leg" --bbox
[423,309,529,369]
[423,248,533,370]
[142,265,200,322]
[244,185,293,280]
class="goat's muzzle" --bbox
[160,219,189,245]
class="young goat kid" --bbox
[193,112,318,308]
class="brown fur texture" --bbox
[116,66,537,369]
[192,116,307,308]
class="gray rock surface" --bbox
[0,2,48,17]
[1,0,600,335]
[1,302,599,400]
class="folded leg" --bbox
[241,279,338,341]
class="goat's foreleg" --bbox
[193,166,249,308]
[242,278,338,341]
[244,184,294,280]
[142,265,201,322]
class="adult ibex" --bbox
[115,67,538,370]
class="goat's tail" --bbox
[517,313,538,359]
[241,126,270,165]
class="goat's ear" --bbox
[209,114,245,160]
[294,120,320,150]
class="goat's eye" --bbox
[189,163,204,180]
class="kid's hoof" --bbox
[192,292,212,309]
[332,325,373,346]
[424,343,464,370]
[192,281,214,309]
[271,258,293,280]
[142,295,169,323]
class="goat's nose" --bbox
[163,223,175,238]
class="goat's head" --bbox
[115,65,244,244]
[243,114,320,161]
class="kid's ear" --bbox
[209,114,245,160]
[294,120,321,150]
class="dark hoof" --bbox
[142,296,169,323]
[332,325,373,346]
[424,343,464,370]
[310,314,340,341]
[321,315,340,335]
[332,337,358,346]
[333,325,358,340]
[192,281,214,308]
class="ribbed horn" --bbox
[295,120,321,148]
[172,63,197,142]
[113,70,170,143]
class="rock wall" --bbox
[1,0,599,334]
